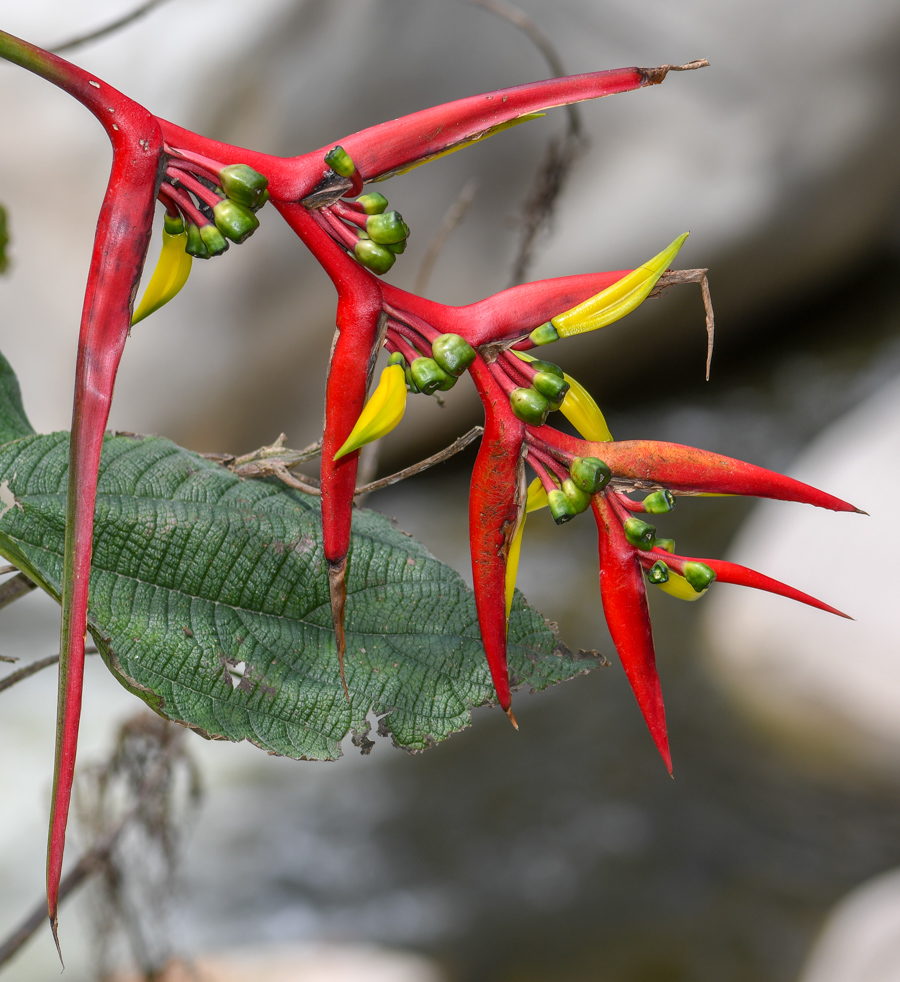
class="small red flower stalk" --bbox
[0,29,862,943]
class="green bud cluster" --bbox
[655,537,676,554]
[349,188,412,275]
[180,162,269,260]
[508,357,569,423]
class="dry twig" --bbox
[50,0,176,53]
[651,268,716,379]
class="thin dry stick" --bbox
[651,268,715,379]
[0,572,37,612]
[0,734,179,970]
[354,426,484,495]
[50,0,176,53]
[468,0,585,285]
[414,178,480,295]
[0,648,98,696]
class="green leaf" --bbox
[0,432,601,758]
[0,349,35,445]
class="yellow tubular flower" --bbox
[532,232,689,343]
[131,224,192,325]
[334,363,407,460]
[505,479,548,620]
[559,372,613,442]
[656,572,708,602]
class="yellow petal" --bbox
[550,232,689,339]
[559,372,613,442]
[333,364,407,460]
[131,228,192,325]
[505,514,525,621]
[378,114,545,179]
[526,477,548,512]
[656,571,708,602]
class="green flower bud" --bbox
[251,188,270,212]
[410,357,455,395]
[356,192,388,215]
[184,224,209,258]
[432,334,476,376]
[682,561,716,593]
[366,211,409,245]
[199,223,229,256]
[547,488,576,524]
[387,351,406,368]
[562,478,592,514]
[386,239,406,254]
[509,387,550,425]
[405,365,420,393]
[213,199,260,244]
[529,322,559,346]
[218,164,268,209]
[528,359,565,379]
[569,457,611,494]
[643,489,676,514]
[354,239,396,274]
[655,537,676,554]
[163,213,185,235]
[623,517,656,550]
[532,371,570,402]
[324,145,356,177]
[646,560,669,584]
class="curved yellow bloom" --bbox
[559,372,613,442]
[533,232,689,343]
[513,350,613,442]
[131,226,192,325]
[656,571,708,601]
[504,478,550,619]
[334,363,407,460]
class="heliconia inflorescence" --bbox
[0,30,861,948]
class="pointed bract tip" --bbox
[504,706,519,730]
[854,508,869,516]
[50,914,64,968]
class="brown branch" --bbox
[651,268,716,379]
[50,0,177,53]
[354,426,484,495]
[414,178,480,295]
[0,571,37,612]
[0,734,179,970]
[0,648,98,695]
[467,0,587,285]
[640,59,710,86]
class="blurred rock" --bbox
[798,868,900,982]
[110,943,444,982]
[703,373,900,776]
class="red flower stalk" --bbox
[1,29,713,938]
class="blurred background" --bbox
[1,1,900,979]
